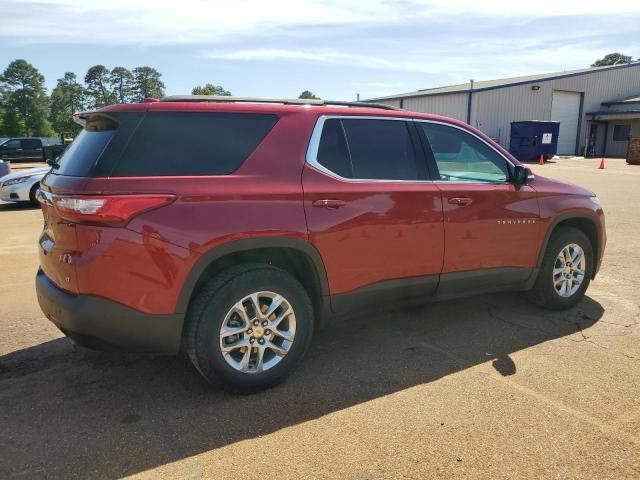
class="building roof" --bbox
[368,61,640,101]
[601,94,640,107]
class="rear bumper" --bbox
[36,269,184,354]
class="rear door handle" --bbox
[448,197,473,206]
[313,199,346,209]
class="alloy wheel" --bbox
[553,243,586,298]
[219,291,296,374]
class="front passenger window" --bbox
[420,123,508,183]
[3,140,21,149]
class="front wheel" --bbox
[29,183,41,208]
[527,226,594,310]
[183,264,314,392]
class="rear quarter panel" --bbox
[76,109,319,314]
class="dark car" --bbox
[35,96,606,392]
[0,137,68,163]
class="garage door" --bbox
[551,91,581,155]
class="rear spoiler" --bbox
[72,112,119,130]
[72,111,93,127]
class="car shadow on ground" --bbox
[0,293,603,479]
[0,202,39,211]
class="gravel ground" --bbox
[0,157,639,479]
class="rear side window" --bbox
[53,115,117,176]
[314,118,420,180]
[22,139,41,149]
[111,112,278,176]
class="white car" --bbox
[0,166,50,206]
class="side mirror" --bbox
[512,165,533,186]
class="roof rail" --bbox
[159,95,402,111]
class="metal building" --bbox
[368,62,640,157]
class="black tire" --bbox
[527,226,594,310]
[183,263,314,393]
[29,183,41,208]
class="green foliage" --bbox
[84,65,114,107]
[110,67,134,103]
[192,83,232,96]
[50,72,85,134]
[0,59,53,136]
[132,67,165,101]
[298,90,320,99]
[0,59,219,136]
[591,53,633,67]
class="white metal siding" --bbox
[606,121,640,157]
[376,99,402,108]
[386,63,640,155]
[402,94,468,122]
[551,91,582,154]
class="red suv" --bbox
[36,97,606,391]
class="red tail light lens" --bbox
[52,194,176,226]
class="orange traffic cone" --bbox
[598,158,605,169]
[539,154,544,165]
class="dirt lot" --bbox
[1,158,639,479]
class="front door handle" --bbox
[448,197,473,206]
[313,199,346,209]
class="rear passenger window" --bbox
[112,112,278,176]
[22,139,41,149]
[314,118,420,180]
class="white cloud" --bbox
[413,0,640,16]
[3,0,640,46]
[3,0,639,101]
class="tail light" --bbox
[48,193,176,227]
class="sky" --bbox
[1,0,639,101]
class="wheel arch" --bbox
[175,237,330,322]
[29,180,41,205]
[535,212,601,281]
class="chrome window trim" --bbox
[305,115,516,185]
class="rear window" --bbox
[111,112,278,176]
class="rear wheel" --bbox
[527,226,593,310]
[184,264,314,392]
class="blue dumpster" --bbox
[509,121,560,162]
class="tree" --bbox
[298,90,319,99]
[591,53,632,67]
[132,67,165,101]
[110,67,134,103]
[50,72,85,134]
[191,83,231,96]
[84,65,113,107]
[0,59,53,136]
